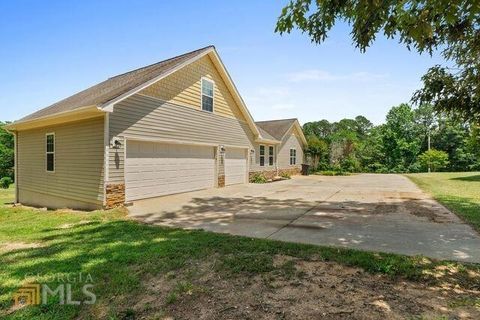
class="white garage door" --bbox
[126,140,215,201]
[225,148,247,186]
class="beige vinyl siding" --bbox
[108,94,256,183]
[252,143,277,171]
[17,117,104,209]
[277,127,304,169]
[139,55,247,121]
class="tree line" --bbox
[303,104,480,173]
[0,122,14,188]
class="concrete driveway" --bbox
[128,174,480,263]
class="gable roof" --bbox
[255,119,297,140]
[19,46,214,122]
[8,46,302,146]
[255,118,307,146]
[8,46,274,140]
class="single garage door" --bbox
[225,147,247,186]
[126,140,215,201]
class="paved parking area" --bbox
[128,174,480,263]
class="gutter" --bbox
[255,137,281,145]
[4,105,106,131]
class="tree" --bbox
[381,104,422,172]
[0,122,14,180]
[303,120,332,140]
[431,117,477,171]
[414,104,436,145]
[305,135,328,170]
[417,149,449,172]
[276,1,480,122]
[357,125,386,172]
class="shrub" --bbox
[340,155,360,172]
[250,173,267,183]
[280,171,291,179]
[0,177,13,189]
[418,149,449,172]
[317,170,350,176]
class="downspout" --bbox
[13,131,18,204]
[103,112,110,207]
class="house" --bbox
[5,46,307,210]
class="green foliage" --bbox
[302,103,478,173]
[417,149,449,172]
[381,104,422,172]
[0,122,14,181]
[305,135,328,171]
[0,177,12,189]
[280,171,291,179]
[276,1,480,122]
[317,170,350,176]
[250,173,267,184]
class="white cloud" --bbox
[287,69,388,83]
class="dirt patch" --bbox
[404,201,453,223]
[0,242,43,252]
[124,256,480,320]
[374,203,401,214]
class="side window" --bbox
[290,148,296,165]
[201,78,214,112]
[269,146,274,166]
[46,133,55,172]
[259,145,265,167]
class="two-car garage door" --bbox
[125,141,248,201]
[126,141,216,201]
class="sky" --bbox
[0,0,446,125]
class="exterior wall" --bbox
[16,117,104,210]
[250,143,277,173]
[139,55,247,122]
[277,126,304,170]
[108,94,255,184]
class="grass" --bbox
[0,185,14,205]
[406,172,480,232]
[0,186,479,319]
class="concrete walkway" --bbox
[128,174,480,263]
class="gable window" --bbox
[289,148,296,165]
[201,78,214,112]
[46,133,55,172]
[269,146,274,166]
[259,145,265,167]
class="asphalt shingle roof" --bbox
[255,118,297,141]
[19,46,214,122]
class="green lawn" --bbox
[1,186,479,319]
[0,185,14,206]
[406,172,480,232]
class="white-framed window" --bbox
[269,146,274,166]
[289,148,297,165]
[46,133,55,172]
[259,145,265,167]
[201,78,214,112]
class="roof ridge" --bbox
[255,118,297,123]
[108,45,215,80]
